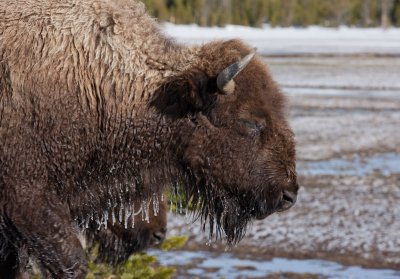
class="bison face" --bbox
[152,40,298,244]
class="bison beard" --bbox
[0,0,298,277]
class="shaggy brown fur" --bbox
[0,0,298,278]
[85,195,167,265]
[10,197,167,278]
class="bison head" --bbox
[152,40,298,245]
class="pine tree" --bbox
[391,0,400,25]
[381,0,394,27]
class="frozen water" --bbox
[152,194,159,216]
[111,209,116,225]
[150,250,400,279]
[298,152,400,176]
[118,206,123,223]
[284,87,400,99]
[269,56,400,91]
[124,205,131,229]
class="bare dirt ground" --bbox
[165,55,400,275]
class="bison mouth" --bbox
[184,185,289,245]
[179,171,298,246]
[252,189,297,220]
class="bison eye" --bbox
[239,119,262,136]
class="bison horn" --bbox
[216,49,256,94]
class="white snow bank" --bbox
[162,23,400,55]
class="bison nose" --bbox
[152,231,166,246]
[276,190,297,212]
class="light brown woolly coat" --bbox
[0,0,298,278]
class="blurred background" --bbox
[141,0,400,28]
[141,1,400,279]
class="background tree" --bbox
[381,0,394,27]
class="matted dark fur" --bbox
[0,0,298,278]
[6,199,167,278]
[85,195,167,265]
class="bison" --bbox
[0,0,298,278]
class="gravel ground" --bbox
[166,56,400,270]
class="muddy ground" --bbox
[163,55,400,277]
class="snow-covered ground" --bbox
[162,23,400,56]
[270,56,400,90]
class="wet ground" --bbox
[161,55,400,278]
[149,250,400,279]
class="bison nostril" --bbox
[283,190,297,204]
[276,190,297,212]
[152,232,166,245]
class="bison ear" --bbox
[150,71,217,117]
